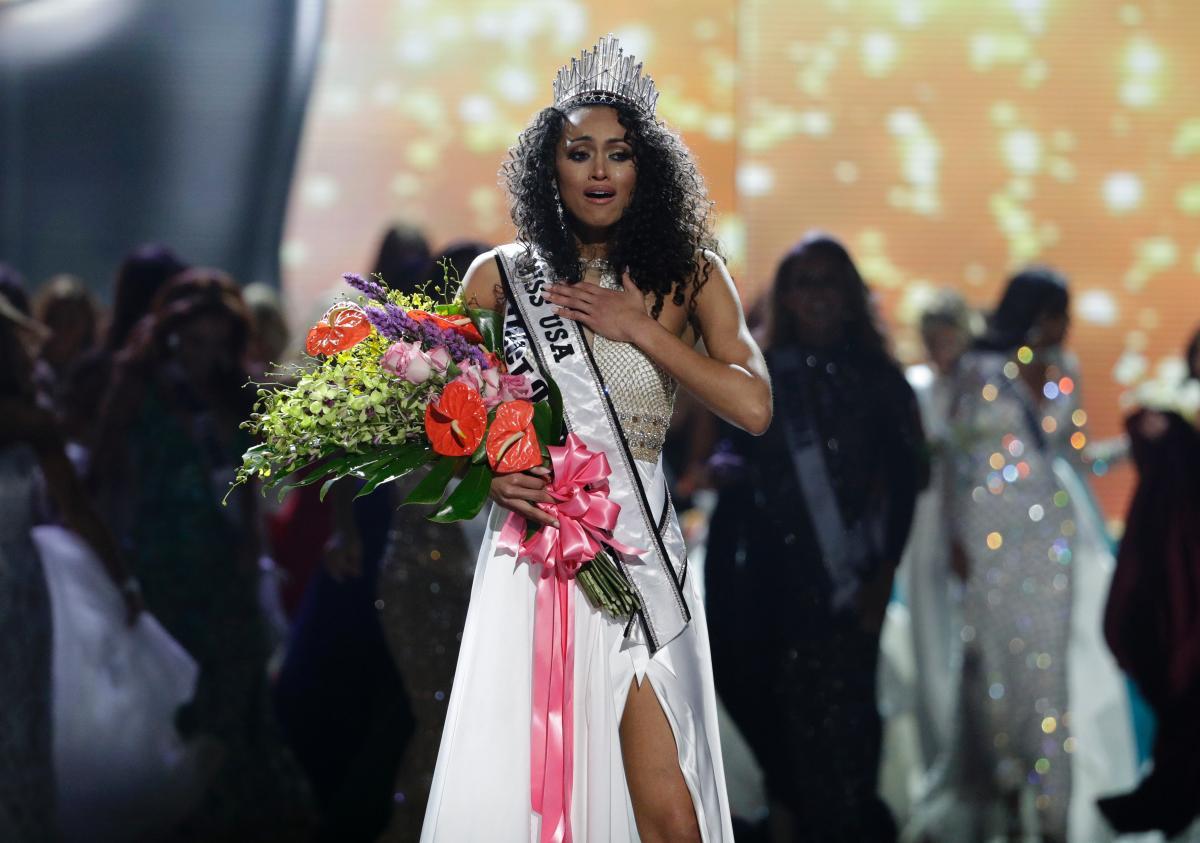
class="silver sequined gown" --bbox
[0,444,54,842]
[935,350,1134,840]
[421,266,734,841]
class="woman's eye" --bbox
[610,151,632,161]
[568,150,589,161]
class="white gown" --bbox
[421,270,734,842]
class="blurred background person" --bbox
[0,290,141,842]
[31,275,100,415]
[104,245,191,356]
[372,222,433,296]
[706,234,927,842]
[91,269,312,841]
[892,291,976,784]
[243,281,293,379]
[920,268,1137,843]
[0,263,32,318]
[1100,325,1200,838]
[62,245,189,464]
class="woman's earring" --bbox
[552,182,568,234]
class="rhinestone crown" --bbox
[552,34,659,117]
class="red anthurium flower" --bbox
[425,382,488,456]
[305,303,372,356]
[484,351,506,372]
[485,400,542,474]
[408,310,485,345]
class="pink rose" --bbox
[453,361,503,409]
[499,373,534,403]
[380,341,450,385]
[426,346,452,375]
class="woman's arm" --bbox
[459,249,503,314]
[545,253,772,435]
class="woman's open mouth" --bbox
[583,187,616,205]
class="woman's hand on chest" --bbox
[545,275,687,346]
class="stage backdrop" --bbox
[284,0,1200,520]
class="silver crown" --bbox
[552,34,659,117]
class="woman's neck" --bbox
[571,224,613,261]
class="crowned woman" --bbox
[420,36,772,842]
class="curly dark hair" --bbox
[502,102,720,320]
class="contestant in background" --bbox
[0,292,141,842]
[91,271,313,840]
[893,292,975,779]
[707,234,926,842]
[1100,326,1200,838]
[919,268,1137,843]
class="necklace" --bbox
[579,257,612,275]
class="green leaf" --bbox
[428,462,493,523]
[434,301,466,316]
[271,450,356,501]
[403,456,463,506]
[318,473,342,501]
[470,408,497,465]
[531,400,553,446]
[470,430,490,465]
[468,307,503,355]
[316,453,384,501]
[354,445,433,499]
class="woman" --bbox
[896,292,975,777]
[92,270,312,840]
[422,35,771,842]
[1100,326,1200,837]
[62,245,188,461]
[926,268,1137,842]
[706,235,926,841]
[0,292,140,842]
[31,274,99,407]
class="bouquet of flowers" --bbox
[229,270,639,618]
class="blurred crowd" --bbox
[1,227,1198,843]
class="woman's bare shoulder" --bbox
[460,249,503,312]
[690,249,739,311]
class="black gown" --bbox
[707,343,926,842]
[1100,409,1200,836]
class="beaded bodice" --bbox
[587,272,677,463]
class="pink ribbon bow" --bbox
[497,433,642,843]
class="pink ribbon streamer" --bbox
[497,433,642,843]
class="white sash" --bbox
[494,243,691,653]
[773,347,884,612]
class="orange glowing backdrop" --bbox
[285,0,1200,519]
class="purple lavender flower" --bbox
[364,303,421,342]
[343,272,389,302]
[364,302,491,369]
